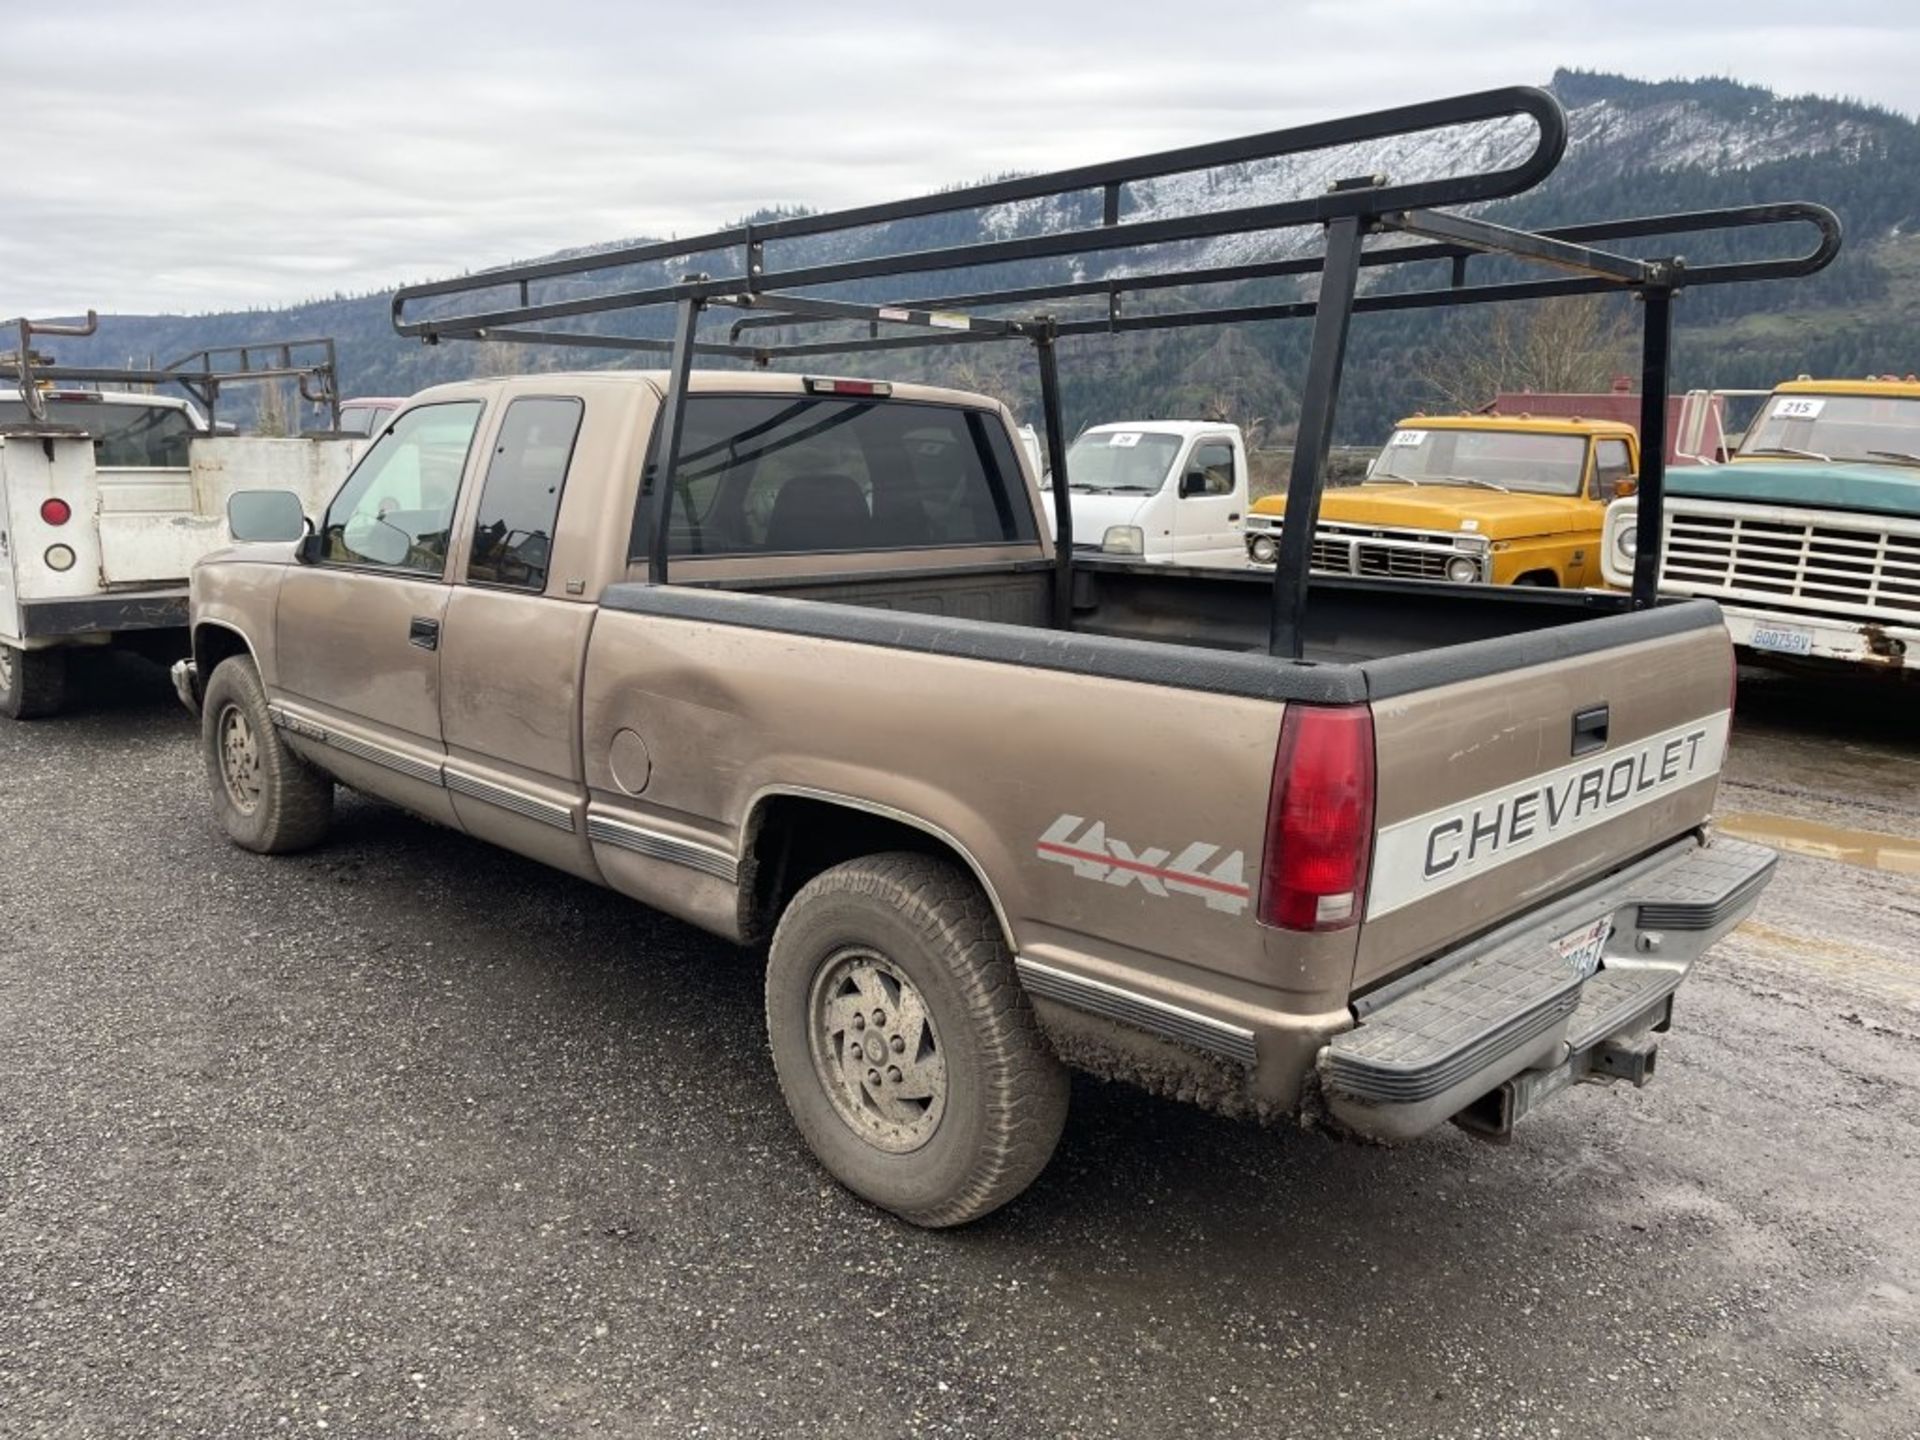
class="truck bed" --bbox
[655,554,1714,684]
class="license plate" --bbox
[1551,916,1612,980]
[1749,624,1813,656]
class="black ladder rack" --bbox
[4,312,342,432]
[390,84,1840,658]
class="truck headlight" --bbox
[1445,555,1479,583]
[1616,528,1639,561]
[1101,525,1145,556]
[1249,534,1278,565]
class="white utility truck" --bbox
[1,314,356,717]
[1040,421,1247,564]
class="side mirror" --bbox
[227,489,308,543]
[1179,470,1208,498]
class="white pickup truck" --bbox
[1040,421,1247,564]
[0,387,354,717]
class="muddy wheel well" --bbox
[738,795,1007,949]
[1513,569,1560,587]
[193,623,255,678]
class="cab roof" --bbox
[1776,377,1920,399]
[1392,413,1636,438]
[1079,420,1238,438]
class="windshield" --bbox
[0,398,197,467]
[1369,427,1590,496]
[1738,392,1920,466]
[1062,431,1182,492]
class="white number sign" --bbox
[1772,397,1825,419]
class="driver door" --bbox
[273,399,487,824]
[1174,437,1241,560]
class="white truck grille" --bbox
[1660,505,1920,623]
[1308,521,1463,581]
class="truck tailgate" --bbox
[1357,620,1732,990]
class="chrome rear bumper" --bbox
[1321,835,1774,1140]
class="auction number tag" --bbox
[1772,397,1825,419]
[1390,428,1429,447]
[1108,432,1143,447]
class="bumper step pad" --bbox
[1324,837,1774,1133]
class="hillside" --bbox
[23,68,1920,440]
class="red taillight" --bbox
[40,498,72,527]
[1259,704,1377,932]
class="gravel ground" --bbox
[2,654,1917,1439]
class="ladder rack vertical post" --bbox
[1631,280,1675,609]
[647,295,705,585]
[1035,327,1073,630]
[1269,214,1365,659]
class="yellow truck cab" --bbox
[1244,413,1640,587]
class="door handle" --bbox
[408,616,441,651]
[1571,703,1609,757]
[1228,512,1242,521]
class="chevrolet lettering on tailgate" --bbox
[1369,712,1732,917]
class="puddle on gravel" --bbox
[1718,812,1920,877]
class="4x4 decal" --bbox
[1037,814,1250,915]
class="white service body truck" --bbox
[0,389,354,717]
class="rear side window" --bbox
[466,397,584,591]
[632,395,1037,558]
[322,401,483,573]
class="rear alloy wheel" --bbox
[200,656,333,853]
[0,643,66,720]
[767,852,1069,1227]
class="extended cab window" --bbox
[467,397,583,591]
[322,401,482,573]
[634,395,1036,558]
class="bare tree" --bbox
[1416,294,1634,412]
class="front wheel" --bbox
[766,852,1069,1227]
[200,656,333,853]
[0,643,67,720]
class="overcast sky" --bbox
[7,0,1916,316]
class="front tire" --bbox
[200,656,333,853]
[766,852,1069,1227]
[0,643,67,720]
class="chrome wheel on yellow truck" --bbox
[766,852,1068,1227]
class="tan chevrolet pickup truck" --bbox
[176,368,1772,1225]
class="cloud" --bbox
[5,0,1915,315]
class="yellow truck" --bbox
[1243,414,1641,587]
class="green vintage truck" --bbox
[1603,377,1920,674]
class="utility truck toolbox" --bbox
[181,85,1832,1226]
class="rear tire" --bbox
[201,655,333,853]
[766,852,1069,1227]
[0,643,66,720]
